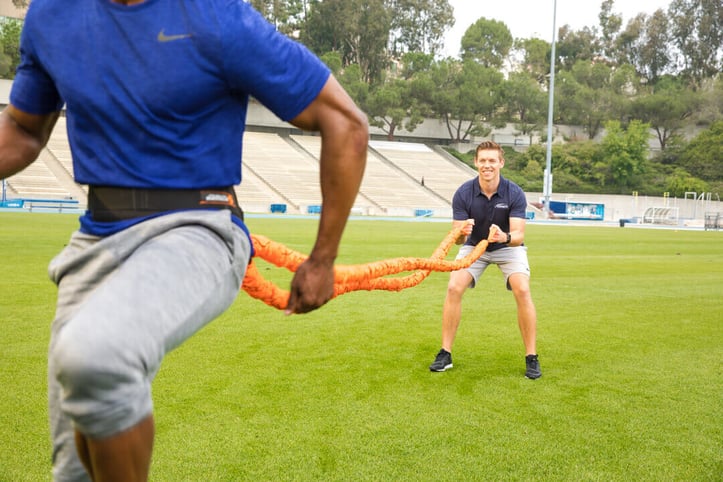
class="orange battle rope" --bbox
[242,223,497,310]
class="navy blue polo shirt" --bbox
[452,176,528,251]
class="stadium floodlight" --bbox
[543,0,557,216]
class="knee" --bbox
[52,323,126,389]
[508,280,533,305]
[513,284,532,299]
[446,279,467,299]
[50,325,153,438]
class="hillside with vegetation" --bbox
[1,0,720,196]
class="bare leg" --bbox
[509,273,537,355]
[75,415,155,482]
[74,432,94,480]
[441,270,473,352]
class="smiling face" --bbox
[474,148,504,183]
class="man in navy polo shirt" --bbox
[429,141,541,379]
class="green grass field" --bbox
[1,212,721,481]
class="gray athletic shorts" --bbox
[456,244,531,290]
[46,210,251,481]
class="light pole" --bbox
[543,0,557,216]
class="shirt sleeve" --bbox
[452,183,471,221]
[220,1,330,122]
[509,184,528,219]
[9,12,63,115]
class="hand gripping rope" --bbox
[242,222,497,310]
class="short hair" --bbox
[475,140,504,161]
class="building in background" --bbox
[0,0,26,19]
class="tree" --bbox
[678,120,723,185]
[694,76,723,126]
[303,0,391,83]
[459,18,512,69]
[631,76,701,150]
[555,25,600,70]
[365,78,423,140]
[514,37,551,84]
[427,59,504,142]
[399,51,434,77]
[388,0,454,57]
[519,141,606,193]
[610,9,671,83]
[638,9,672,83]
[319,50,343,75]
[614,13,645,70]
[364,53,435,141]
[248,0,309,37]
[335,62,370,108]
[668,0,723,86]
[503,72,547,143]
[0,17,22,79]
[665,168,709,197]
[598,0,622,61]
[555,61,621,139]
[600,119,651,190]
[608,63,641,124]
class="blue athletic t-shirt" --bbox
[11,0,331,236]
[452,176,528,251]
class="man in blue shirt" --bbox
[0,1,368,480]
[429,141,541,379]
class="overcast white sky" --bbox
[442,0,674,58]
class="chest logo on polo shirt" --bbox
[157,29,192,42]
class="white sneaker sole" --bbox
[430,363,453,372]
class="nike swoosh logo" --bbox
[157,29,192,42]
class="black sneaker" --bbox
[525,354,541,379]
[429,349,453,372]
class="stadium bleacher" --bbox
[5,154,71,199]
[45,117,75,177]
[5,124,477,217]
[292,135,459,216]
[370,140,474,202]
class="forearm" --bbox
[311,112,368,262]
[507,230,522,246]
[0,108,57,179]
[507,220,525,246]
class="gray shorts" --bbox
[47,210,251,481]
[456,244,531,290]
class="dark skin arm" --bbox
[0,105,59,179]
[284,74,368,314]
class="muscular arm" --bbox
[284,74,368,314]
[507,217,526,246]
[0,105,59,179]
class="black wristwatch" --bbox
[505,232,512,244]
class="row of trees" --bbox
[245,0,721,197]
[0,0,719,197]
[483,119,722,197]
